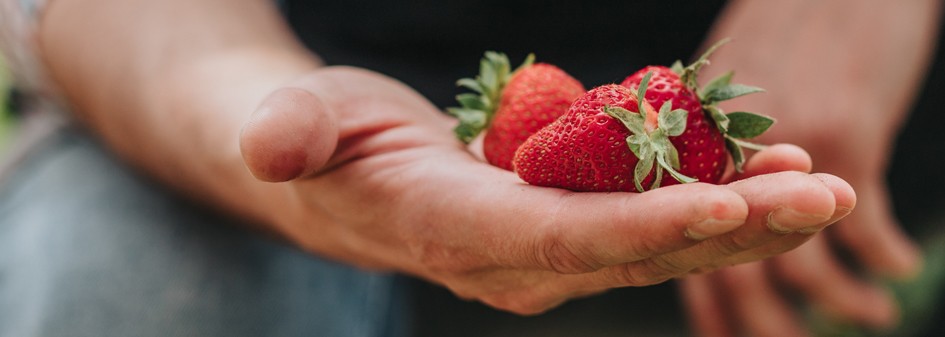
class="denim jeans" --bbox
[0,127,411,337]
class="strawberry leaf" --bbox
[701,71,734,101]
[456,78,484,93]
[455,93,488,111]
[633,148,656,193]
[479,60,499,98]
[514,53,536,73]
[725,137,746,172]
[651,165,664,191]
[670,60,685,75]
[604,106,646,136]
[703,84,765,103]
[654,136,685,170]
[666,140,682,169]
[655,149,697,185]
[626,134,647,158]
[658,105,688,137]
[636,72,653,119]
[726,112,775,139]
[707,106,730,133]
[486,51,512,85]
[447,107,489,143]
[448,51,534,143]
[729,137,768,151]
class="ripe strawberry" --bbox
[623,38,774,177]
[621,66,727,185]
[513,75,695,192]
[513,39,774,192]
[448,52,585,170]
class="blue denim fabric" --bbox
[0,128,412,337]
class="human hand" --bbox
[679,125,904,337]
[677,96,919,337]
[679,1,937,333]
[239,66,854,314]
[679,168,901,337]
[678,72,919,337]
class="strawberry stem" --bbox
[678,38,731,90]
[635,77,660,133]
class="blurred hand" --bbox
[239,66,854,314]
[680,1,936,334]
[680,126,905,337]
[679,94,920,337]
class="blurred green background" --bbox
[0,55,14,152]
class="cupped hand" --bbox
[238,66,854,314]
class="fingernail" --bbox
[686,218,743,241]
[795,206,852,234]
[767,207,829,234]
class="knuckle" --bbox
[611,265,649,286]
[615,258,683,286]
[626,233,668,260]
[706,232,756,257]
[537,232,601,274]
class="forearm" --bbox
[38,0,321,234]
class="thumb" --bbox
[240,87,339,182]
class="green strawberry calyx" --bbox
[605,72,698,192]
[671,38,776,172]
[447,52,535,143]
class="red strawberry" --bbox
[623,38,775,176]
[513,39,774,192]
[621,66,727,185]
[448,52,585,170]
[513,76,695,192]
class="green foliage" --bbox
[0,55,14,151]
[726,112,775,139]
[1,55,10,117]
